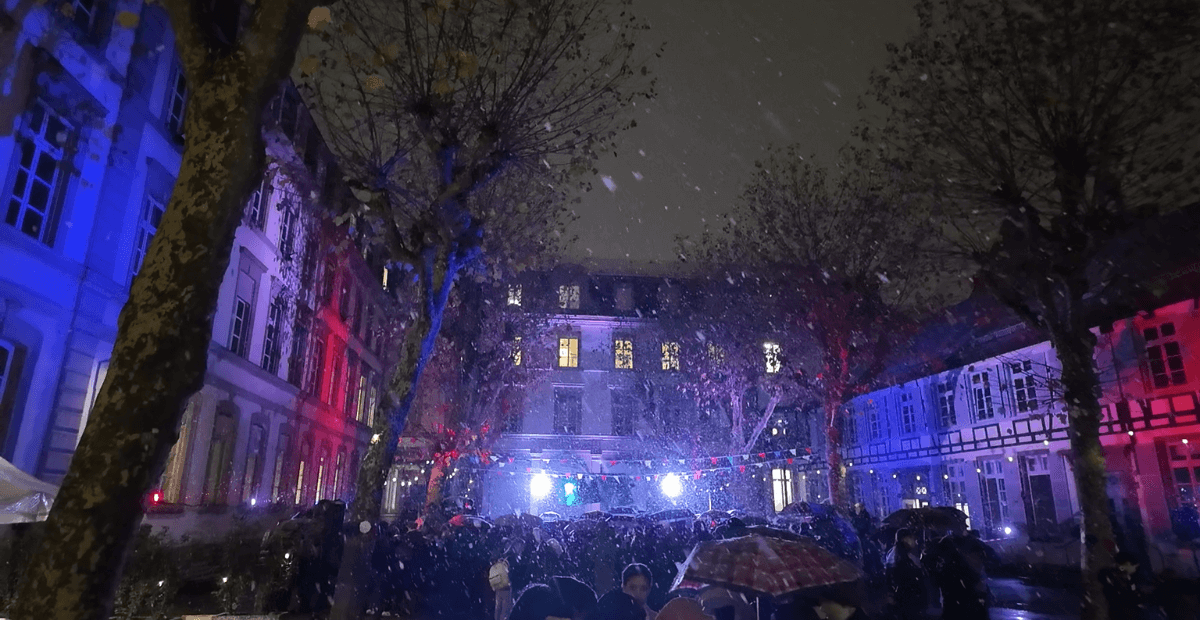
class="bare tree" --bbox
[9,2,323,618]
[294,1,654,616]
[863,0,1200,615]
[691,145,931,508]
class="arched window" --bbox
[333,446,346,500]
[294,436,312,506]
[316,442,331,500]
[202,402,238,505]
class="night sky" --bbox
[568,0,918,267]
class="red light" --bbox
[151,492,161,503]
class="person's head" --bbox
[511,584,573,620]
[806,583,863,620]
[589,590,645,620]
[552,576,598,620]
[622,563,654,606]
[1114,551,1140,574]
[895,528,917,549]
[853,503,864,513]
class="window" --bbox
[339,278,352,322]
[287,319,309,386]
[900,391,917,434]
[327,342,343,405]
[202,405,237,505]
[245,176,269,230]
[553,387,583,434]
[278,89,300,139]
[229,298,252,358]
[708,343,725,362]
[943,462,970,527]
[1011,360,1039,413]
[614,338,633,369]
[241,423,267,504]
[278,206,297,259]
[130,193,165,277]
[316,444,331,499]
[661,341,680,371]
[612,389,635,436]
[978,458,1009,536]
[558,285,580,310]
[764,342,781,374]
[1146,323,1187,389]
[323,257,338,305]
[971,371,995,421]
[842,409,858,446]
[508,285,522,306]
[6,100,72,245]
[366,382,379,427]
[261,297,284,374]
[772,468,793,512]
[294,439,312,505]
[271,430,290,503]
[160,395,199,504]
[333,447,346,499]
[558,337,579,368]
[356,370,369,424]
[307,335,326,396]
[511,336,523,367]
[1166,439,1200,520]
[867,400,881,439]
[353,294,366,337]
[936,382,957,427]
[343,352,358,419]
[615,284,634,311]
[165,64,188,138]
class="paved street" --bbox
[988,577,1080,620]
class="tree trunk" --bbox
[1051,326,1115,620]
[425,460,448,508]
[730,392,744,450]
[742,395,782,454]
[331,255,458,620]
[8,4,314,616]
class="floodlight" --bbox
[531,473,552,499]
[661,473,683,498]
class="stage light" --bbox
[661,473,683,498]
[531,473,552,499]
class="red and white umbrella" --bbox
[670,534,862,598]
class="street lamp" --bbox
[531,473,552,499]
[661,473,682,498]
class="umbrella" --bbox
[584,510,611,520]
[697,510,730,525]
[671,534,862,598]
[493,514,520,528]
[518,513,543,527]
[651,508,696,523]
[882,507,968,535]
[744,526,807,542]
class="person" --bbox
[851,503,872,539]
[490,556,514,620]
[807,589,871,620]
[591,590,647,620]
[884,528,929,620]
[923,534,987,620]
[658,597,715,620]
[552,576,599,620]
[1100,551,1148,619]
[622,563,657,620]
[511,583,574,620]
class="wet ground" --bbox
[987,577,1080,619]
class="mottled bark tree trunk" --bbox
[331,252,459,620]
[9,3,316,618]
[1051,326,1115,620]
[424,460,447,507]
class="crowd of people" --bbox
[252,500,1198,620]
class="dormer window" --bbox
[764,342,781,374]
[558,285,580,310]
[508,284,523,306]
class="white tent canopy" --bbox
[0,457,56,524]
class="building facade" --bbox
[0,1,398,537]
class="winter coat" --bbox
[885,545,929,617]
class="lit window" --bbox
[708,343,725,362]
[558,337,579,368]
[1146,323,1187,389]
[1011,360,1039,413]
[356,372,369,423]
[294,440,311,505]
[867,400,881,439]
[381,267,390,291]
[661,341,680,371]
[166,64,188,138]
[131,193,166,277]
[900,392,917,434]
[937,382,956,427]
[614,338,633,369]
[979,458,1009,537]
[558,285,580,310]
[508,285,522,306]
[278,206,297,259]
[512,336,523,366]
[772,468,793,512]
[271,431,289,503]
[6,100,72,246]
[241,424,267,504]
[764,342,781,374]
[971,371,995,421]
[366,383,379,427]
[160,395,200,504]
